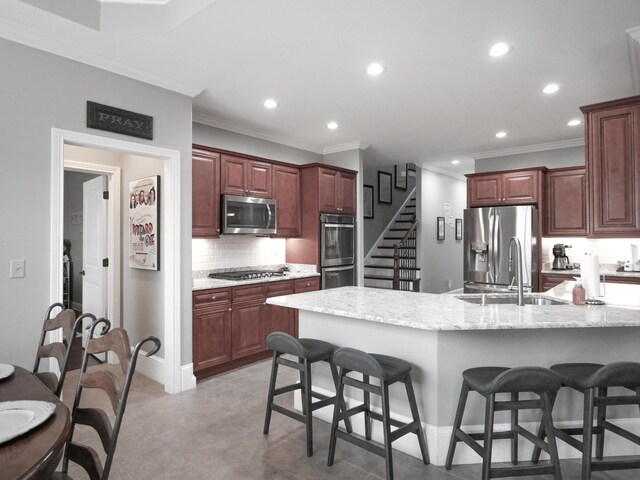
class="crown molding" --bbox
[472,138,584,160]
[322,141,369,155]
[627,26,640,95]
[0,19,204,97]
[193,112,327,154]
[421,165,467,181]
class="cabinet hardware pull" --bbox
[211,296,216,300]
[228,307,232,312]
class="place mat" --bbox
[0,364,14,381]
[0,401,56,445]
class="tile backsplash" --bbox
[192,236,286,271]
[541,237,640,265]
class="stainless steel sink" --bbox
[455,295,568,306]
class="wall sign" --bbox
[87,101,153,140]
[129,175,159,270]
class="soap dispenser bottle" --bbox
[572,278,586,305]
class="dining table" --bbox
[0,366,71,479]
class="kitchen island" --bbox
[267,283,640,465]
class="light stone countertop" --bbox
[193,271,319,291]
[266,283,640,331]
[541,263,640,279]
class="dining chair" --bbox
[32,302,93,397]
[53,318,161,480]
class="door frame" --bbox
[50,128,183,394]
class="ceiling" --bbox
[2,0,640,174]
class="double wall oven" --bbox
[320,214,356,289]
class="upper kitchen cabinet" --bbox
[317,166,357,214]
[192,147,220,238]
[272,164,301,237]
[581,96,640,237]
[466,167,546,208]
[220,154,273,198]
[545,166,588,236]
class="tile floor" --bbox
[59,360,640,480]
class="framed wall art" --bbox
[437,216,445,241]
[395,164,407,190]
[363,184,374,219]
[455,218,463,240]
[378,171,392,204]
[129,175,159,270]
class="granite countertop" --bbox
[266,283,640,331]
[193,271,320,290]
[541,263,640,279]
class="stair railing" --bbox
[392,215,420,291]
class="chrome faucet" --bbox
[508,236,524,306]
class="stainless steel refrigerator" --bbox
[463,205,538,293]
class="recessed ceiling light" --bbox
[495,131,507,138]
[451,160,460,165]
[327,122,339,130]
[366,63,386,76]
[567,119,582,127]
[489,43,511,57]
[263,99,279,109]
[543,83,560,94]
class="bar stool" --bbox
[531,361,640,480]
[327,347,429,480]
[445,366,562,480]
[263,332,351,457]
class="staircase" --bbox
[364,194,420,291]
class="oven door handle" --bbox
[322,223,355,229]
[324,265,354,272]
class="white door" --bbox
[82,175,108,346]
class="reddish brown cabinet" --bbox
[192,148,220,238]
[220,154,273,198]
[466,168,545,207]
[264,281,295,338]
[539,273,570,292]
[231,300,265,359]
[581,96,640,237]
[545,167,588,236]
[272,164,301,237]
[317,167,357,214]
[192,288,232,372]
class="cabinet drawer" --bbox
[294,277,320,293]
[193,288,232,308]
[233,284,266,303]
[265,280,294,297]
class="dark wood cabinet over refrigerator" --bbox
[545,166,588,236]
[466,167,545,208]
[581,95,640,237]
[192,147,220,238]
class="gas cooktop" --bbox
[208,269,286,281]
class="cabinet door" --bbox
[338,171,357,214]
[247,160,273,197]
[318,168,339,213]
[264,281,295,338]
[468,174,502,207]
[502,170,539,205]
[192,150,220,238]
[294,277,320,293]
[272,165,301,237]
[539,274,569,292]
[231,301,265,359]
[220,154,247,196]
[545,167,588,236]
[588,104,640,236]
[193,306,232,371]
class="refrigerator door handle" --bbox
[494,212,501,282]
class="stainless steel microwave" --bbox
[221,195,277,235]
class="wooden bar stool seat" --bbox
[532,361,640,480]
[446,366,563,480]
[263,332,351,457]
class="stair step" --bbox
[378,246,415,250]
[399,213,415,217]
[390,228,410,232]
[383,236,405,240]
[364,275,394,281]
[364,265,421,270]
[371,255,417,259]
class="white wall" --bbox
[0,38,193,369]
[474,145,584,172]
[419,169,467,293]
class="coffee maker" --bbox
[552,244,571,270]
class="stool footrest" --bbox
[335,429,385,458]
[455,429,485,457]
[276,356,304,371]
[554,428,584,451]
[494,399,543,411]
[339,404,368,420]
[368,410,406,430]
[342,376,382,395]
[468,431,513,441]
[271,403,306,423]
[310,396,335,411]
[273,383,302,396]
[491,464,556,478]
[604,420,640,445]
[591,458,640,471]
[595,395,640,407]
[515,425,548,452]
[389,420,419,443]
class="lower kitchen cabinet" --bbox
[540,272,640,291]
[193,277,318,381]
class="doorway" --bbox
[50,128,185,394]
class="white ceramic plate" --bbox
[0,364,14,381]
[0,401,56,445]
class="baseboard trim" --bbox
[298,386,640,466]
[181,363,197,391]
[133,349,196,393]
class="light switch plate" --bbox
[10,259,25,278]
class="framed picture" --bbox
[395,164,407,190]
[437,216,445,241]
[378,171,392,204]
[129,175,159,270]
[455,218,463,240]
[407,162,417,178]
[363,184,374,219]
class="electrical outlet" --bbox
[446,279,452,290]
[10,259,25,278]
